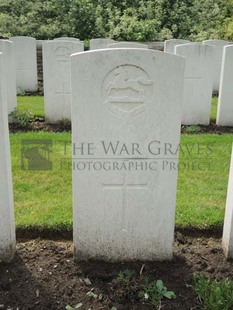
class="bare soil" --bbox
[1,233,233,310]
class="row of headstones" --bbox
[43,40,233,125]
[165,39,233,126]
[1,37,233,125]
[0,36,162,115]
[1,47,233,262]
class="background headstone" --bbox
[203,39,229,93]
[222,145,233,258]
[144,41,164,51]
[10,36,38,93]
[108,42,148,49]
[0,52,16,262]
[71,49,185,261]
[0,40,17,114]
[175,43,214,125]
[216,45,233,126]
[43,41,84,122]
[164,39,190,53]
[90,38,115,50]
[54,37,80,42]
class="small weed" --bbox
[192,274,233,310]
[139,279,176,304]
[58,118,71,131]
[65,303,83,310]
[9,108,33,128]
[110,269,139,303]
[17,88,26,96]
[110,269,176,306]
[86,289,98,299]
[185,125,202,133]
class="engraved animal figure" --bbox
[106,67,152,96]
[55,47,72,61]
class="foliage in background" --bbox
[192,274,233,310]
[0,0,233,41]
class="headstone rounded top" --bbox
[203,39,229,44]
[54,37,80,42]
[43,40,84,53]
[90,38,115,50]
[203,40,230,48]
[164,39,190,53]
[175,42,213,53]
[10,36,36,41]
[107,42,148,49]
[0,39,13,45]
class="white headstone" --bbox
[10,36,38,93]
[71,49,185,261]
[0,53,16,262]
[164,39,190,53]
[54,37,80,42]
[108,42,148,49]
[222,145,233,258]
[90,38,115,50]
[203,40,229,92]
[144,41,164,51]
[43,41,84,123]
[216,45,233,126]
[0,40,17,114]
[175,43,214,125]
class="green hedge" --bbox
[0,0,233,41]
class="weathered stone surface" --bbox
[108,42,148,49]
[164,39,190,53]
[10,36,38,92]
[71,49,185,261]
[223,145,233,258]
[43,41,84,122]
[0,40,17,113]
[0,53,16,262]
[216,45,233,126]
[203,39,229,92]
[175,43,214,125]
[90,38,115,50]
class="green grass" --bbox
[192,275,233,310]
[176,134,232,229]
[11,132,72,230]
[10,132,233,230]
[16,96,218,124]
[211,96,218,122]
[17,96,44,117]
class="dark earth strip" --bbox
[1,235,232,310]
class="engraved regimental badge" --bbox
[103,65,153,118]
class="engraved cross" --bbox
[186,67,202,81]
[103,178,147,231]
[55,82,70,105]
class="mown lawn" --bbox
[17,95,218,122]
[211,96,218,122]
[17,96,44,117]
[10,131,233,231]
